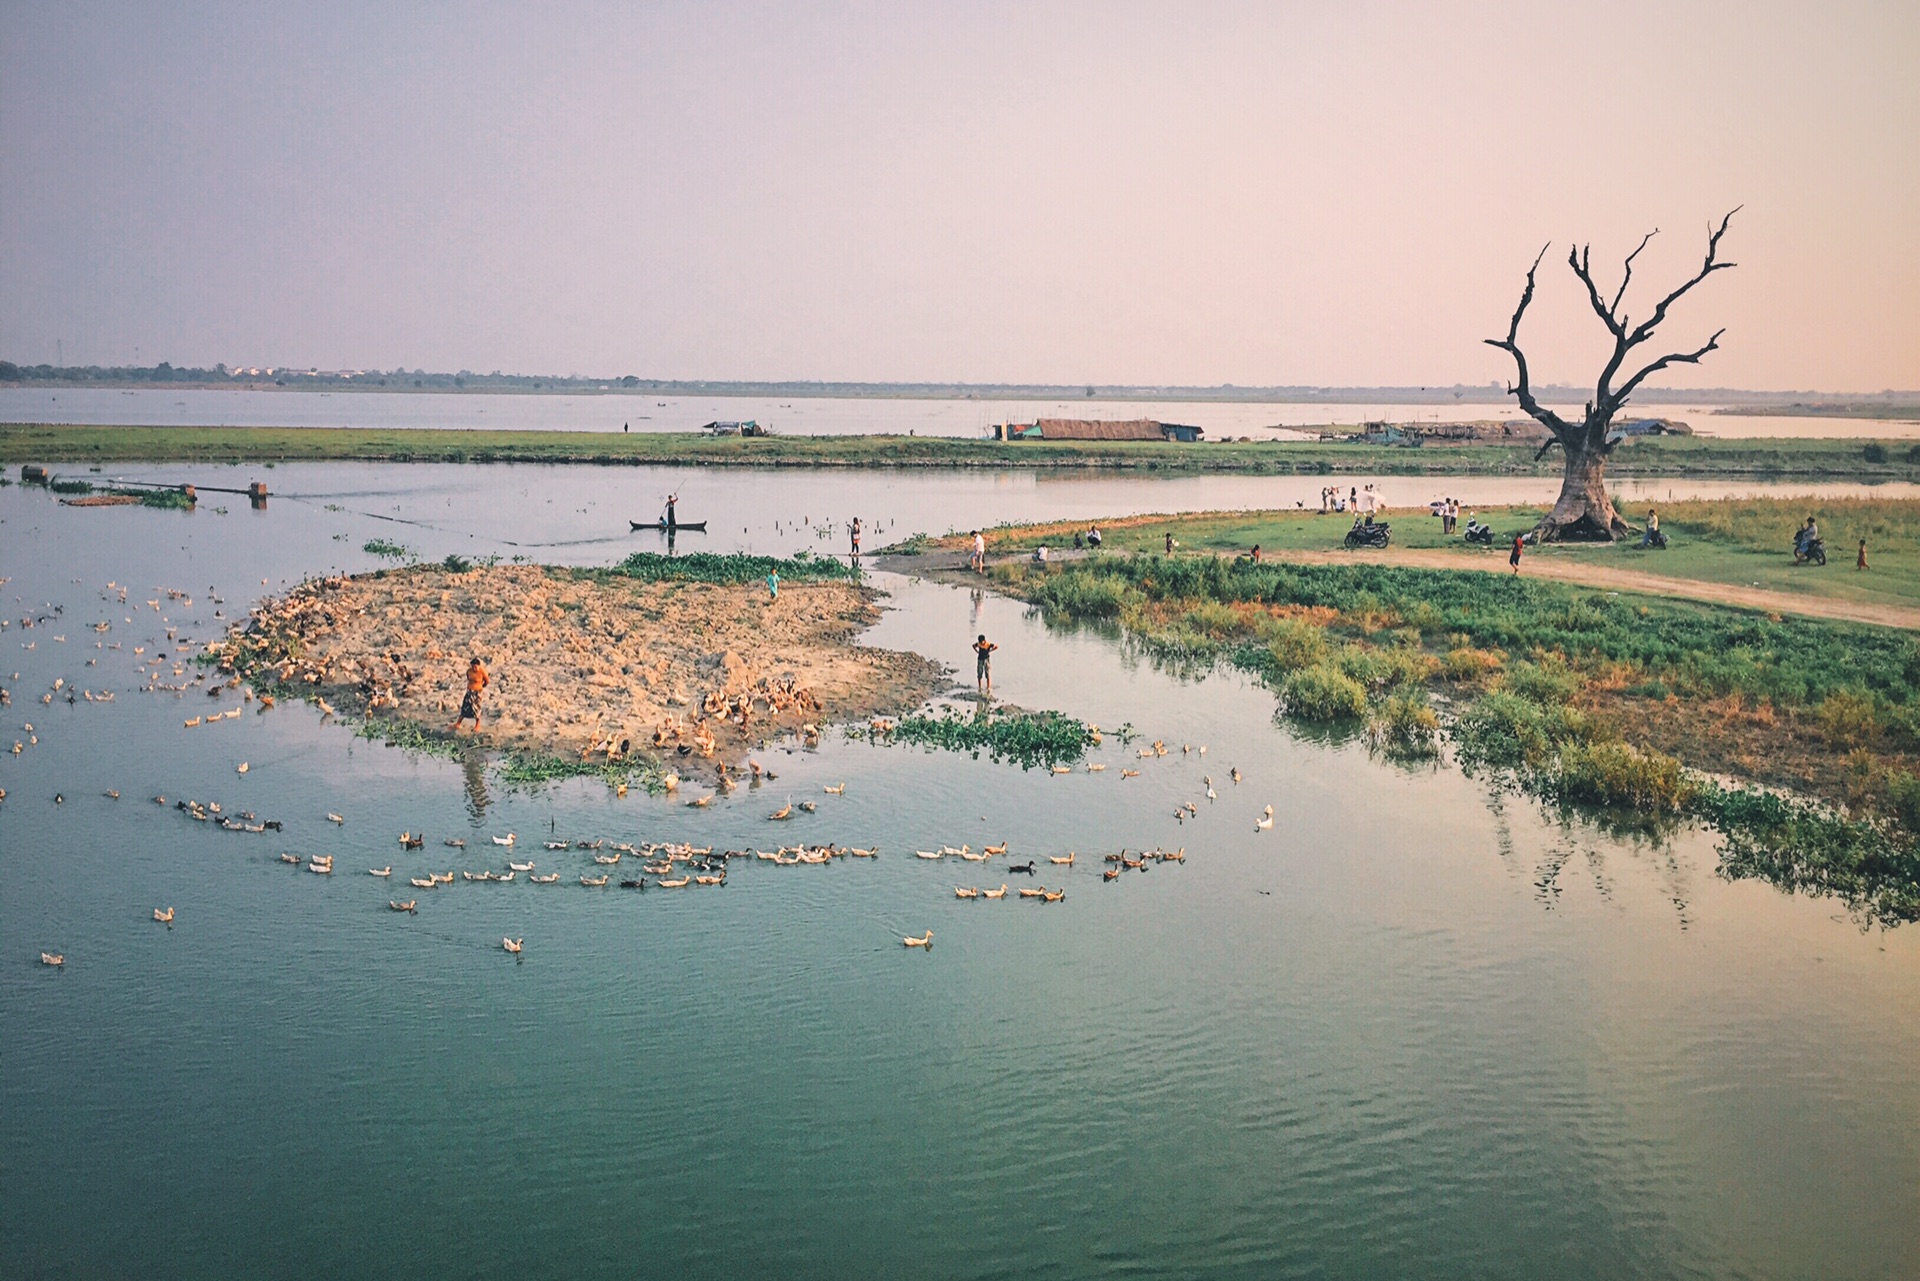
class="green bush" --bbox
[1546,741,1697,814]
[1454,689,1559,769]
[1501,657,1580,704]
[1281,663,1368,721]
[1863,443,1888,464]
[1265,617,1328,672]
[1889,771,1920,832]
[1817,690,1880,749]
[1368,691,1440,757]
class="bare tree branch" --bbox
[1611,229,1658,315]
[1484,244,1574,440]
[1595,208,1740,412]
[1570,244,1625,339]
[1614,327,1727,405]
[1617,207,1741,363]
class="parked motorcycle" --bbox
[1463,522,1495,545]
[1345,522,1392,549]
[1642,528,1669,550]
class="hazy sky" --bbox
[4,1,1915,390]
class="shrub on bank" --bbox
[1368,691,1441,757]
[1281,663,1368,721]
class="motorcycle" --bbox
[1641,528,1669,550]
[1463,522,1495,545]
[1344,522,1391,549]
[1793,535,1826,566]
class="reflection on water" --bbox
[2,472,1918,1280]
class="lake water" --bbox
[7,387,1918,440]
[3,469,1917,1280]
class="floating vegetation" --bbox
[495,749,660,793]
[893,706,1095,769]
[1699,784,1920,926]
[135,488,195,510]
[363,538,412,560]
[49,478,94,494]
[606,551,857,585]
[441,553,472,573]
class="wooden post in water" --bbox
[248,481,269,510]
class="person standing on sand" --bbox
[766,569,779,600]
[971,530,987,574]
[451,657,488,732]
[1509,535,1525,575]
[974,633,998,695]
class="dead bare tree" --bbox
[1486,208,1739,542]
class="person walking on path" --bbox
[1858,538,1869,570]
[973,633,998,695]
[1165,531,1177,555]
[450,656,489,732]
[1509,534,1525,575]
[850,516,862,558]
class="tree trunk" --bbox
[1535,438,1630,542]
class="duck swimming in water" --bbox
[153,907,174,924]
[502,937,522,954]
[369,866,392,877]
[902,930,933,947]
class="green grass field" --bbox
[946,497,1920,611]
[6,423,1919,479]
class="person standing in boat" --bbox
[663,492,679,530]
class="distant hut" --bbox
[1013,419,1204,443]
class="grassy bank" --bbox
[7,424,1920,479]
[985,553,1920,923]
[936,497,1920,613]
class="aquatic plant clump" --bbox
[363,538,412,560]
[611,551,858,585]
[892,707,1096,769]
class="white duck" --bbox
[502,937,523,954]
[903,930,933,947]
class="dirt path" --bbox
[877,547,1920,630]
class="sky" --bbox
[3,1,1916,391]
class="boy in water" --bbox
[973,633,998,695]
[450,656,488,731]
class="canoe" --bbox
[631,519,707,532]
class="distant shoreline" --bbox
[5,424,1917,480]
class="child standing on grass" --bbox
[974,633,997,695]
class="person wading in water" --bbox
[974,633,998,696]
[451,656,489,731]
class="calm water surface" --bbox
[7,387,1918,440]
[3,471,1916,1280]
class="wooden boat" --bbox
[631,519,707,532]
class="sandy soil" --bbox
[219,565,942,762]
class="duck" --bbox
[688,793,714,808]
[954,886,979,899]
[543,840,570,851]
[1199,745,1208,756]
[1204,777,1217,801]
[1050,764,1072,775]
[502,937,522,954]
[694,874,726,886]
[369,866,392,877]
[1008,860,1036,875]
[1042,888,1065,903]
[1086,763,1106,772]
[619,879,646,889]
[104,789,120,800]
[390,899,417,913]
[410,876,436,889]
[508,860,535,873]
[769,800,793,821]
[530,872,560,884]
[1158,848,1186,863]
[656,876,690,888]
[823,783,846,795]
[399,832,423,849]
[902,930,933,947]
[593,853,622,865]
[1018,887,1044,898]
[431,872,455,885]
[915,849,942,860]
[849,846,878,858]
[495,872,516,883]
[279,852,303,865]
[1120,768,1139,779]
[462,871,490,882]
[444,838,466,848]
[580,874,609,887]
[236,761,249,774]
[1102,866,1120,882]
[183,716,202,728]
[153,907,174,924]
[799,800,817,813]
[983,842,1009,857]
[1049,852,1075,866]
[983,884,1008,899]
[959,848,989,862]
[1256,805,1274,832]
[1230,767,1241,785]
[41,951,64,966]
[327,812,345,824]
[308,861,332,874]
[491,833,516,847]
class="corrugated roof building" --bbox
[1001,419,1204,442]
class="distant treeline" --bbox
[2,359,1912,406]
